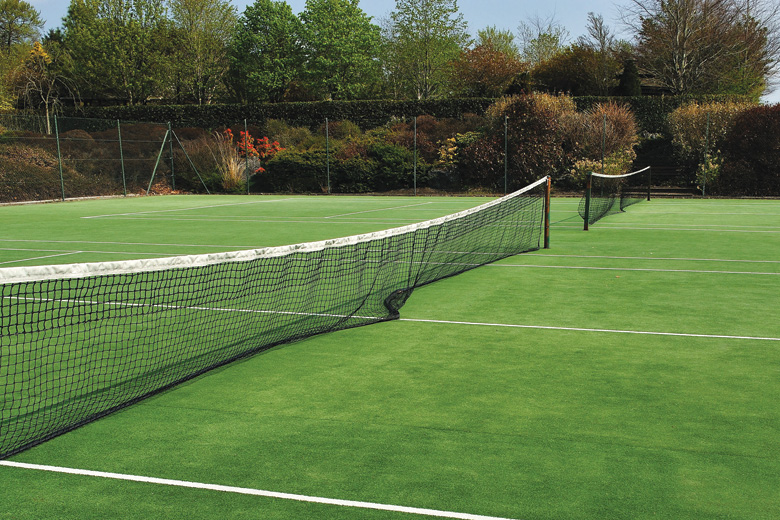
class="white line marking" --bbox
[0,251,82,266]
[491,264,780,276]
[400,318,780,342]
[0,239,258,249]
[553,224,780,233]
[325,202,435,218]
[0,461,517,520]
[82,198,299,219]
[531,254,780,264]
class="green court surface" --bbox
[1,194,779,520]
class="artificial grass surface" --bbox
[2,194,779,519]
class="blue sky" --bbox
[28,0,780,102]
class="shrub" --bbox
[668,100,755,160]
[718,105,780,196]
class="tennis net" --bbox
[1,177,549,458]
[578,167,651,229]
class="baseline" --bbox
[0,461,516,520]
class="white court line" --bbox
[491,264,780,276]
[325,202,435,218]
[400,318,780,342]
[0,461,516,520]
[553,224,780,233]
[531,254,780,264]
[0,238,258,249]
[82,198,299,219]
[0,252,82,266]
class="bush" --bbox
[668,100,755,160]
[717,105,780,196]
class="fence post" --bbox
[413,116,417,196]
[601,113,606,175]
[702,112,710,198]
[583,172,592,231]
[168,122,176,191]
[325,117,330,194]
[117,120,127,197]
[54,114,65,202]
[244,119,250,195]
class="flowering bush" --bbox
[217,129,284,191]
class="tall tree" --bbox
[576,12,621,95]
[518,14,568,68]
[227,0,302,103]
[0,0,42,50]
[384,0,470,99]
[11,41,76,133]
[299,0,382,100]
[451,36,526,97]
[63,0,168,104]
[167,0,236,105]
[626,0,779,97]
[476,26,519,58]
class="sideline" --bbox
[0,460,517,520]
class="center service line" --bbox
[0,461,517,520]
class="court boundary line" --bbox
[491,264,780,276]
[531,254,780,264]
[400,318,780,342]
[0,461,516,520]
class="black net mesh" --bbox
[578,167,650,226]
[1,178,548,458]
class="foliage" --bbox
[0,0,42,49]
[718,104,780,196]
[450,39,527,97]
[166,0,237,105]
[384,0,470,99]
[63,0,168,104]
[299,0,382,100]
[532,45,606,96]
[628,0,777,98]
[614,59,642,96]
[475,26,519,58]
[668,100,755,160]
[517,14,568,68]
[226,0,302,103]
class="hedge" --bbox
[62,95,754,134]
[62,99,496,130]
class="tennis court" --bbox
[2,192,779,519]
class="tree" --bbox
[63,0,168,104]
[384,0,470,99]
[576,12,622,95]
[626,0,779,97]
[167,0,237,105]
[299,0,382,100]
[451,38,526,97]
[518,14,568,68]
[614,58,642,96]
[476,26,519,58]
[532,44,602,95]
[226,0,302,103]
[0,0,42,50]
[11,41,76,133]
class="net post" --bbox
[54,114,65,202]
[504,115,508,195]
[583,172,592,231]
[544,176,551,248]
[646,166,651,201]
[117,119,127,197]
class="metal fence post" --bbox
[54,115,65,202]
[117,119,127,197]
[414,116,417,196]
[325,117,330,194]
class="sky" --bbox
[27,0,780,103]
